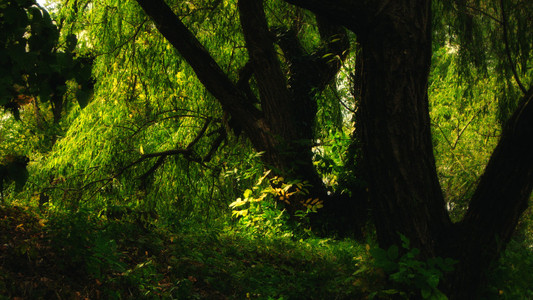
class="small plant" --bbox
[356,235,456,299]
[229,171,323,237]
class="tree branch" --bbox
[282,0,384,35]
[203,127,227,163]
[134,0,262,126]
[311,16,350,90]
[187,118,212,150]
[462,87,533,250]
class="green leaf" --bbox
[427,274,440,288]
[387,245,399,260]
[400,234,410,249]
[421,287,432,299]
[370,247,387,261]
[229,198,247,208]
[243,189,253,199]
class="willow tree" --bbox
[54,0,363,229]
[133,0,351,215]
[125,0,533,298]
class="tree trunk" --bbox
[285,0,533,297]
[355,1,452,255]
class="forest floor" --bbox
[0,205,369,299]
[2,204,532,299]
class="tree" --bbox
[0,0,93,199]
[51,0,532,296]
[1,0,94,122]
[133,0,352,214]
[128,0,370,235]
[128,0,532,297]
[283,0,533,297]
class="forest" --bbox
[1,0,532,298]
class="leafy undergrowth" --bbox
[0,205,367,299]
[2,204,532,299]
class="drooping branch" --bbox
[137,124,229,186]
[203,127,228,163]
[133,0,261,130]
[187,118,212,151]
[80,117,221,195]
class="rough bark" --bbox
[291,0,452,255]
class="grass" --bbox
[0,205,365,299]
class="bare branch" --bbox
[203,127,228,163]
[187,118,212,150]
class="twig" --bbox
[452,114,476,149]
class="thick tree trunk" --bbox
[285,0,533,297]
[238,0,354,214]
[356,8,532,295]
[356,1,451,255]
[237,0,322,200]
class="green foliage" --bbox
[1,204,367,299]
[484,212,533,299]
[229,170,323,238]
[0,0,94,116]
[356,236,456,299]
[46,210,127,279]
[313,129,352,191]
[0,0,94,203]
[433,0,533,124]
[429,46,501,219]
